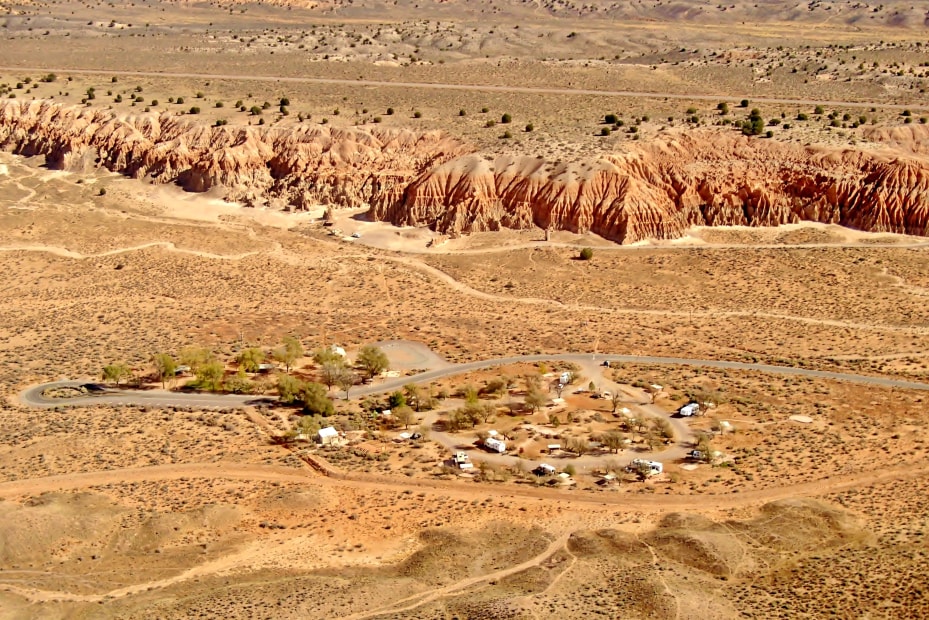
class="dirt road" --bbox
[0,66,925,111]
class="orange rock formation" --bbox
[2,100,928,243]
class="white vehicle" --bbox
[484,437,506,453]
[628,458,663,475]
[679,403,700,417]
[351,232,361,238]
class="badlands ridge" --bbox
[2,100,928,243]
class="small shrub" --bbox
[579,247,593,261]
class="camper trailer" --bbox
[628,458,663,476]
[679,403,700,417]
[483,437,506,453]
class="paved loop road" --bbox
[20,353,929,411]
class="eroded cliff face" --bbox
[2,100,928,243]
[0,100,471,209]
[371,131,929,242]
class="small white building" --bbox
[484,437,506,453]
[317,426,339,445]
[679,403,700,417]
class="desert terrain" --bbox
[1,0,929,618]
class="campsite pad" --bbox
[789,415,814,424]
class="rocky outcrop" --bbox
[2,100,928,243]
[371,131,929,242]
[0,100,470,209]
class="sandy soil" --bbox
[1,1,929,617]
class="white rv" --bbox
[679,403,700,417]
[483,437,506,453]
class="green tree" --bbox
[180,346,214,372]
[277,373,305,404]
[225,369,255,394]
[356,345,389,381]
[273,336,304,373]
[237,347,265,373]
[579,247,593,260]
[102,362,131,386]
[313,347,342,366]
[298,381,334,416]
[319,359,348,389]
[600,430,625,453]
[388,391,406,409]
[196,360,225,392]
[403,383,422,411]
[742,108,765,136]
[294,415,320,439]
[152,353,177,389]
[525,384,547,413]
[394,405,416,429]
[337,369,357,400]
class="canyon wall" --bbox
[372,132,929,242]
[2,100,928,243]
[0,100,470,210]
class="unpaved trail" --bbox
[0,462,312,499]
[2,234,926,335]
[0,241,267,261]
[4,455,922,511]
[380,254,929,335]
[339,531,574,620]
[1,457,926,604]
[0,536,290,604]
[1,66,927,111]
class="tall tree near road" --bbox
[196,360,225,392]
[237,347,265,373]
[356,345,389,381]
[298,381,334,416]
[152,353,177,389]
[403,383,422,411]
[337,368,358,400]
[320,360,348,389]
[274,336,304,373]
[102,362,131,386]
[277,373,304,404]
[180,346,215,371]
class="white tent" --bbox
[317,426,339,444]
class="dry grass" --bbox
[1,0,929,617]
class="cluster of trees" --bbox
[277,375,333,416]
[448,385,497,431]
[104,338,391,406]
